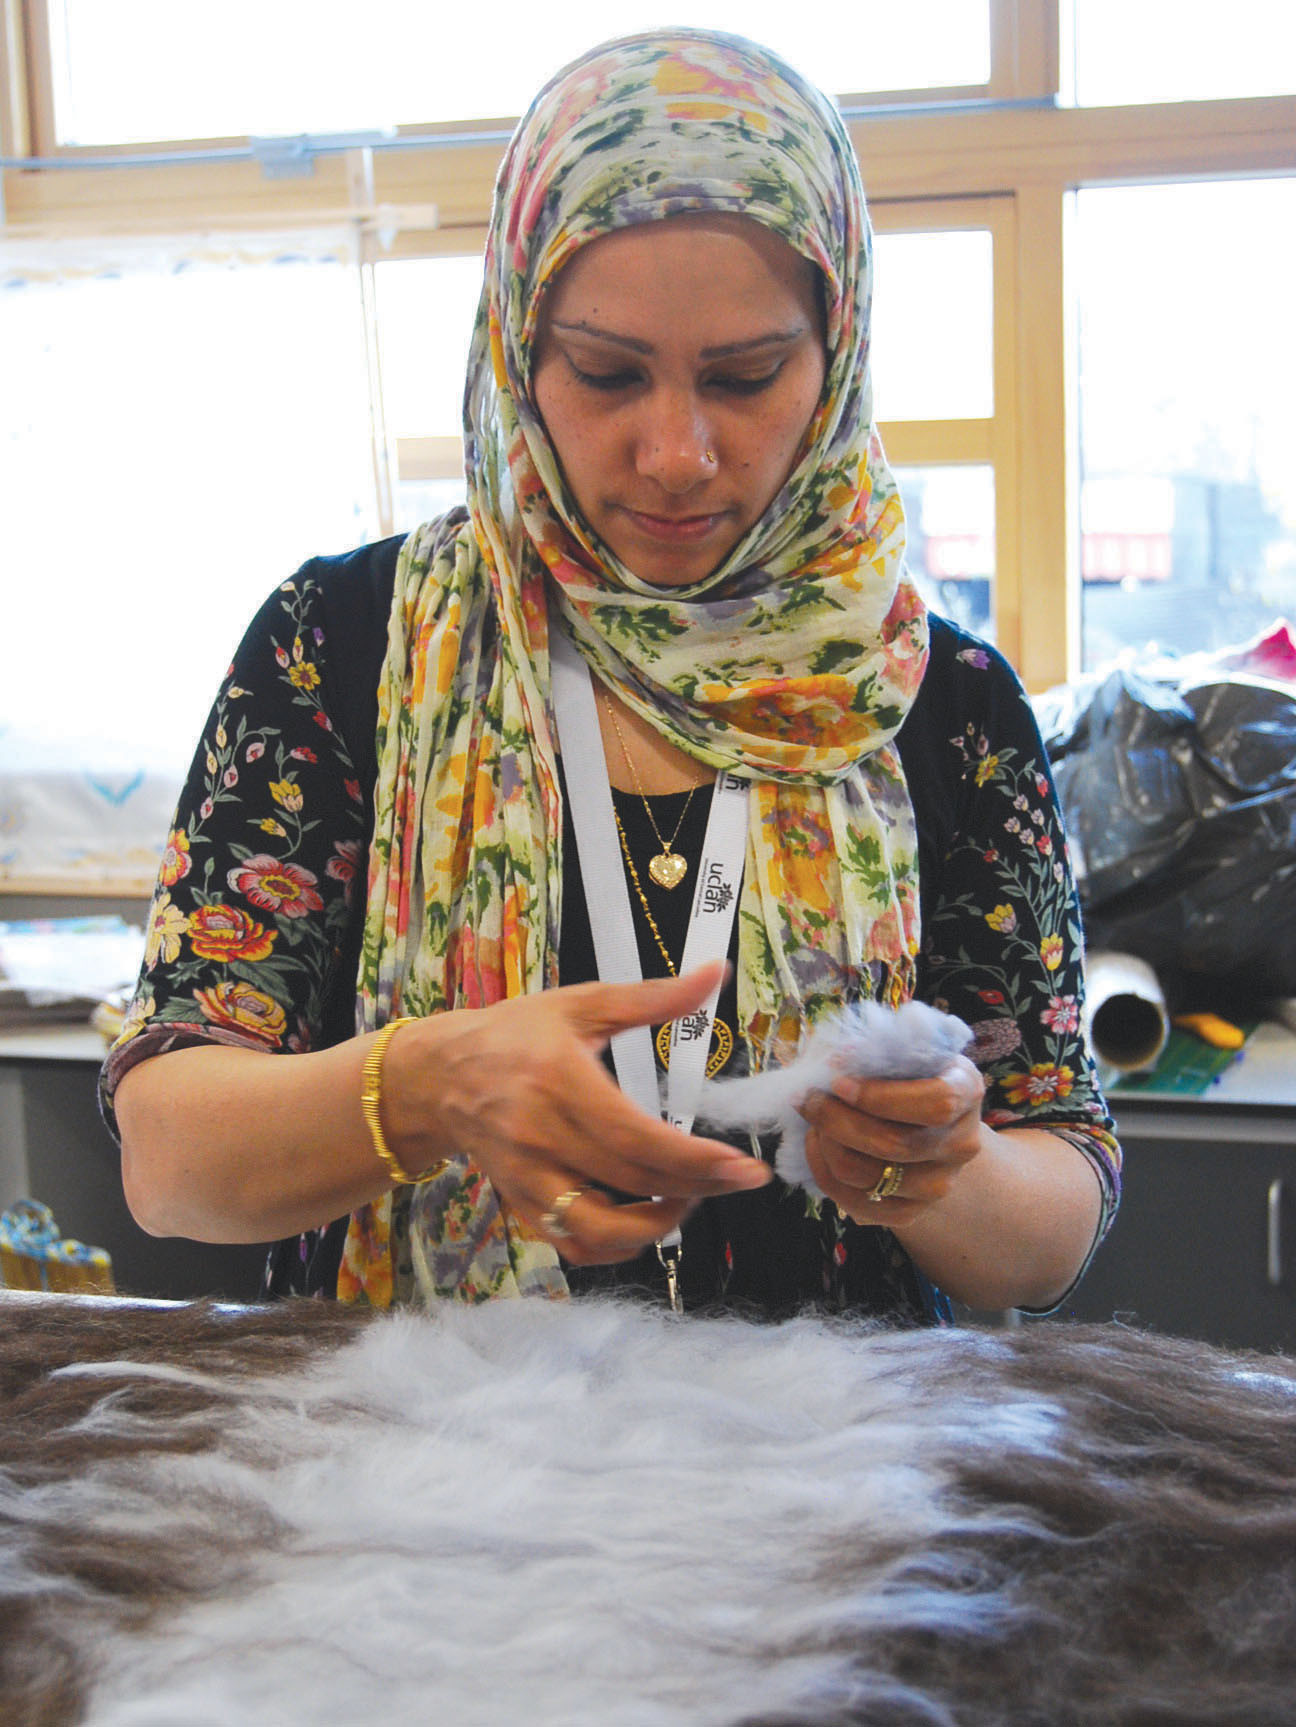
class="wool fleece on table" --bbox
[2,1294,1294,1726]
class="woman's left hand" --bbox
[798,1054,986,1224]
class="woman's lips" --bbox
[620,507,727,544]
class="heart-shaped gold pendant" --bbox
[648,851,688,889]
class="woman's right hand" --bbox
[379,961,771,1265]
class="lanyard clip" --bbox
[656,1241,683,1315]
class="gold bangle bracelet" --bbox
[360,1016,429,1187]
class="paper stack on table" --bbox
[0,915,144,1030]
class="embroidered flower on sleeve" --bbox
[144,892,190,969]
[1041,994,1079,1034]
[193,980,287,1046]
[985,904,1017,934]
[1039,934,1064,971]
[188,903,277,963]
[325,838,364,887]
[968,1017,1023,1063]
[1003,1063,1075,1107]
[227,854,324,919]
[158,828,192,887]
[116,989,156,1045]
[269,778,304,813]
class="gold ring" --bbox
[539,1187,584,1241]
[867,1162,904,1203]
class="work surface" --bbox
[3,1294,1294,1726]
[1106,1016,1296,1107]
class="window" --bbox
[0,252,376,769]
[872,208,1018,656]
[37,0,991,148]
[872,230,995,423]
[1069,0,1296,105]
[373,251,479,527]
[895,466,996,640]
[1074,178,1296,668]
[3,1,1295,893]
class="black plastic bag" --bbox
[1038,667,1296,1002]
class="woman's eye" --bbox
[569,362,640,392]
[707,369,782,396]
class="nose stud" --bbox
[703,448,717,467]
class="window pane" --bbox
[1071,0,1296,104]
[375,255,481,441]
[0,258,377,772]
[49,1,989,145]
[1075,181,1296,670]
[393,478,465,535]
[872,230,994,422]
[894,465,995,641]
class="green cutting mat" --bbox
[1107,1021,1259,1098]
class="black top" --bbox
[102,534,1119,1321]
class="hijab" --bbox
[339,28,929,1306]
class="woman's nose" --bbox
[635,393,717,492]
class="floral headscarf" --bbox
[341,28,929,1306]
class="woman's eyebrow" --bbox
[549,320,808,358]
[549,320,652,353]
[701,329,808,359]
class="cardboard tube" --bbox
[1084,950,1170,1074]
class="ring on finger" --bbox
[540,1187,585,1241]
[867,1162,904,1203]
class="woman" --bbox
[104,28,1120,1320]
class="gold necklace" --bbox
[612,805,734,1079]
[601,695,695,889]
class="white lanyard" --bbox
[550,627,749,1272]
[659,775,748,1132]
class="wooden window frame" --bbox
[11,0,1035,158]
[2,0,1293,687]
[870,197,1034,676]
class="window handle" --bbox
[1268,1179,1291,1291]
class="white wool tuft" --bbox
[698,1000,972,1191]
